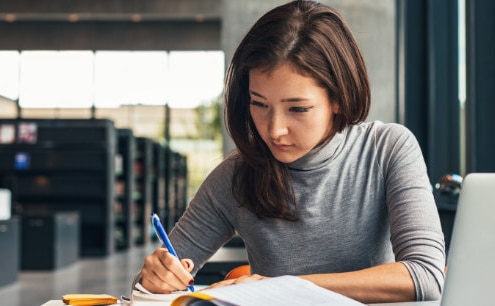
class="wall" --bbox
[0,96,17,117]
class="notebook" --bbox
[132,275,364,306]
[440,173,495,306]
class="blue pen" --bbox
[151,213,195,292]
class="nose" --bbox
[268,111,289,140]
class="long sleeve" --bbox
[377,124,445,300]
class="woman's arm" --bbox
[300,262,414,303]
[208,262,413,304]
[377,124,445,300]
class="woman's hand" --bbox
[206,274,267,289]
[140,248,195,293]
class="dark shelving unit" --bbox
[0,118,116,257]
[151,141,166,242]
[134,137,153,246]
[166,151,188,232]
[115,129,136,251]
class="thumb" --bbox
[181,258,194,273]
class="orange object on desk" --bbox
[224,264,251,280]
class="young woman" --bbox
[138,1,445,303]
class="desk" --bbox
[42,248,441,306]
[42,299,440,306]
[371,303,439,306]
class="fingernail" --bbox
[188,280,195,286]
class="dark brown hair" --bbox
[225,0,370,220]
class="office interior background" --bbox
[0,0,494,305]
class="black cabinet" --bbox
[21,212,79,270]
[0,217,20,287]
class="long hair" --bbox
[225,0,370,220]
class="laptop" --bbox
[440,173,495,306]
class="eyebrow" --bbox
[249,90,310,103]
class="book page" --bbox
[194,275,364,306]
[132,290,189,303]
[132,285,209,303]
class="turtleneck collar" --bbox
[288,126,348,171]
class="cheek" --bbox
[307,113,333,139]
[249,108,266,133]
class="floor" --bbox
[0,243,248,306]
[0,245,157,306]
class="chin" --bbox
[272,153,302,164]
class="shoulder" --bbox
[361,122,425,173]
[357,121,419,150]
[364,121,415,140]
[345,121,418,149]
[348,121,423,168]
[346,121,414,140]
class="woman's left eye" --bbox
[250,100,267,108]
[289,106,313,113]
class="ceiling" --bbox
[0,0,222,50]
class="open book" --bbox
[132,275,364,306]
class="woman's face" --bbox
[249,63,339,163]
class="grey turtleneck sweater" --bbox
[169,121,445,301]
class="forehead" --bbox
[249,63,322,93]
[249,61,306,77]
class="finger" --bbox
[141,250,178,293]
[205,274,267,290]
[181,258,194,272]
[141,248,188,293]
[232,274,266,284]
[156,248,195,290]
[141,273,175,294]
[205,279,236,289]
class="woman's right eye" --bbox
[250,100,268,108]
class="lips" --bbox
[272,142,292,151]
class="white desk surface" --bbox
[43,299,440,306]
[206,246,248,262]
[371,302,439,306]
